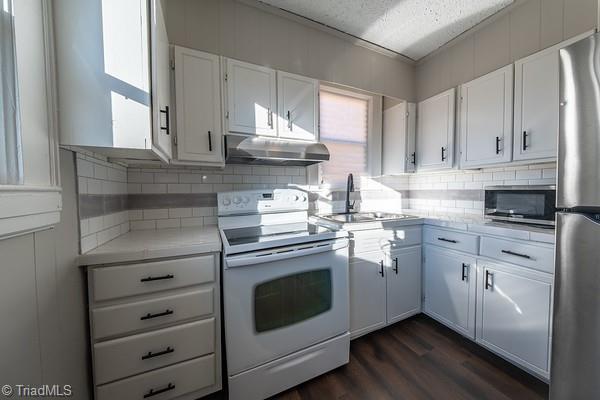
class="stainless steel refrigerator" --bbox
[551,32,600,399]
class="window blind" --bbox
[0,0,22,185]
[319,90,368,187]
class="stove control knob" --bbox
[301,195,307,202]
[242,196,250,204]
[233,196,242,205]
[222,198,231,206]
[291,195,299,201]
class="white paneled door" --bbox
[226,59,277,136]
[417,88,455,171]
[276,71,318,141]
[459,65,513,168]
[349,251,387,338]
[385,246,421,324]
[174,47,223,164]
[423,246,477,339]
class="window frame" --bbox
[310,84,382,189]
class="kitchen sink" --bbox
[317,212,418,224]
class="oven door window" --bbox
[254,269,332,333]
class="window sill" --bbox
[0,186,62,240]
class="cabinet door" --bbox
[417,89,455,171]
[513,48,558,161]
[277,72,318,141]
[150,0,172,161]
[459,65,513,168]
[349,252,387,338]
[386,246,421,324]
[382,101,417,174]
[226,59,277,136]
[423,246,476,338]
[174,47,223,163]
[477,261,552,377]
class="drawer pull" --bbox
[144,383,175,398]
[501,250,531,259]
[438,237,457,244]
[140,309,174,321]
[141,346,174,360]
[485,270,493,290]
[140,274,174,283]
[393,258,399,274]
[461,263,469,282]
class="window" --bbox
[0,0,22,185]
[319,87,370,187]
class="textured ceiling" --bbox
[259,0,514,60]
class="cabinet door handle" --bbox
[461,263,468,282]
[411,152,416,165]
[501,249,531,259]
[393,258,399,274]
[437,237,457,244]
[267,108,273,128]
[140,274,174,283]
[485,270,493,290]
[208,131,213,152]
[141,346,174,360]
[379,260,384,277]
[495,136,501,155]
[144,383,175,398]
[441,146,446,162]
[522,131,528,151]
[140,309,174,321]
[159,106,170,135]
[286,110,292,130]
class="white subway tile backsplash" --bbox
[142,183,167,194]
[167,183,192,193]
[543,168,557,179]
[154,173,179,183]
[515,169,542,180]
[169,208,192,218]
[130,220,156,230]
[143,209,169,220]
[157,218,181,229]
[191,184,213,193]
[492,171,515,181]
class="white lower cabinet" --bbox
[476,261,553,378]
[349,227,423,338]
[349,251,387,337]
[386,246,422,324]
[86,253,222,399]
[423,245,477,338]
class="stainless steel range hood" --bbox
[225,135,330,166]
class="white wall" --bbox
[416,0,598,101]
[164,0,416,101]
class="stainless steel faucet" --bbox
[345,173,355,214]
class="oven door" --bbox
[223,238,349,375]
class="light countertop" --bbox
[78,226,221,266]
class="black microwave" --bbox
[484,185,556,226]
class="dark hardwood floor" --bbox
[271,315,548,400]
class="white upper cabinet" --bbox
[382,101,417,174]
[173,47,224,165]
[55,0,169,162]
[513,47,559,161]
[476,261,553,378]
[226,59,277,137]
[150,0,172,160]
[459,65,513,168]
[417,88,455,171]
[276,72,318,141]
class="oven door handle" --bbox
[225,239,348,268]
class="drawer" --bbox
[480,236,554,273]
[92,288,214,340]
[91,255,216,302]
[94,318,215,385]
[423,227,479,255]
[96,354,216,400]
[351,226,422,255]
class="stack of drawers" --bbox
[86,253,221,400]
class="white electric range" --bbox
[217,189,350,400]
